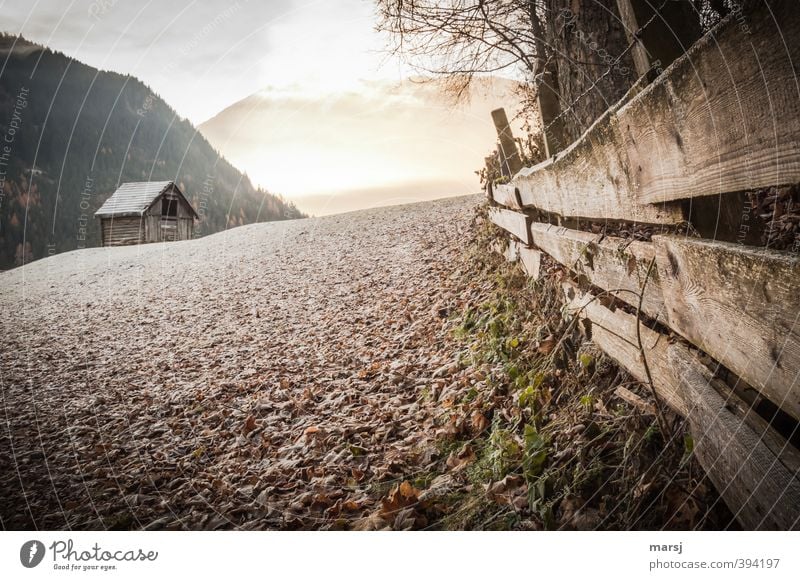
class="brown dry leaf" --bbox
[242,415,257,435]
[446,445,477,472]
[399,480,418,499]
[470,410,489,433]
[341,500,360,511]
[352,511,389,531]
[537,335,556,355]
[559,495,601,530]
[486,475,525,507]
[393,508,418,530]
[418,474,456,502]
[380,481,420,521]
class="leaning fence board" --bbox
[563,284,687,416]
[724,385,800,478]
[619,0,800,204]
[492,183,522,209]
[669,345,800,530]
[513,112,684,224]
[653,235,800,421]
[531,222,664,319]
[518,246,541,279]
[503,239,520,263]
[488,208,531,245]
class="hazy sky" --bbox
[1,0,405,124]
[3,0,518,208]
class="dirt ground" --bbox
[0,195,481,530]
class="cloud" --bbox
[1,0,295,122]
[199,76,523,210]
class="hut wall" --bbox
[101,217,144,246]
[142,193,194,242]
[176,196,194,241]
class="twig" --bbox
[635,257,669,437]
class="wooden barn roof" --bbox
[95,181,197,218]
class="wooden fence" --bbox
[484,0,800,530]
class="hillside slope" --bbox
[1,193,731,531]
[0,34,304,269]
[0,195,479,530]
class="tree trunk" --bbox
[542,0,637,144]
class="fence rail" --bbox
[484,0,800,530]
[489,0,800,223]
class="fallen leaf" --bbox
[352,512,389,531]
[446,445,476,472]
[537,335,556,355]
[380,481,420,521]
[470,410,489,433]
[242,415,257,435]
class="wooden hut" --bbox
[95,181,198,246]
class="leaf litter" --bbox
[0,196,732,530]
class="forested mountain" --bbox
[0,34,304,269]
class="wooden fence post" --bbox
[536,63,568,158]
[491,108,523,178]
[615,0,703,77]
[529,6,567,157]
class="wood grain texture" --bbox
[531,221,664,319]
[500,239,541,278]
[618,0,800,203]
[653,235,800,421]
[615,0,651,77]
[563,283,687,415]
[722,380,800,478]
[488,208,532,245]
[495,1,798,223]
[514,110,684,224]
[101,217,143,247]
[669,345,800,530]
[492,108,523,177]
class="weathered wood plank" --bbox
[498,238,542,278]
[518,246,541,280]
[653,235,800,421]
[669,344,800,530]
[514,111,684,224]
[563,284,687,416]
[491,108,522,178]
[531,222,664,319]
[492,183,522,209]
[503,239,520,263]
[615,385,656,415]
[615,0,651,78]
[722,382,800,479]
[495,2,799,224]
[488,208,531,245]
[618,0,800,203]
